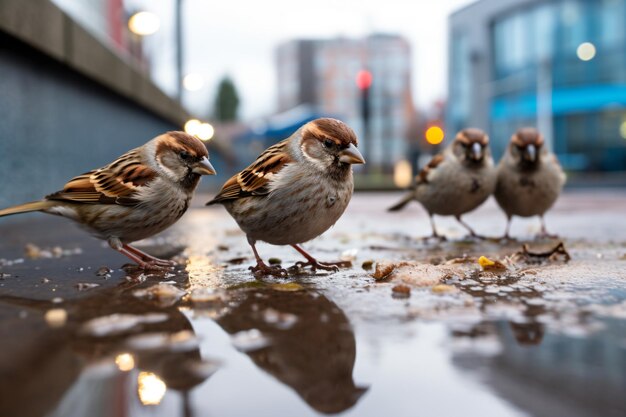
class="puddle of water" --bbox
[1,195,626,417]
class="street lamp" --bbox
[183,73,205,91]
[128,11,160,36]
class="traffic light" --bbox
[356,70,372,125]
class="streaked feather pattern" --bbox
[208,140,293,204]
[46,149,156,206]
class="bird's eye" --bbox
[323,139,334,148]
[179,151,191,160]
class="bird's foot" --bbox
[291,259,350,273]
[497,234,518,243]
[249,261,288,278]
[535,231,559,240]
[464,232,489,241]
[421,234,447,243]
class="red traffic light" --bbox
[356,70,372,90]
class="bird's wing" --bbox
[415,154,445,186]
[46,149,157,207]
[208,139,293,204]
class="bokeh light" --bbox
[184,119,202,136]
[197,123,215,141]
[128,11,160,36]
[137,372,166,405]
[115,353,135,372]
[576,42,596,61]
[355,70,373,90]
[183,73,205,91]
[394,160,413,188]
[620,120,626,139]
[425,126,445,145]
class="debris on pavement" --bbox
[478,256,507,271]
[24,243,82,259]
[514,241,571,264]
[75,282,100,291]
[392,284,411,298]
[361,260,374,270]
[44,308,68,328]
[133,283,186,307]
[80,313,169,337]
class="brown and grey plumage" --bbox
[207,118,365,277]
[0,132,216,268]
[388,128,497,239]
[495,128,566,238]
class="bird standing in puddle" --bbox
[207,118,365,277]
[0,132,216,269]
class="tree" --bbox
[213,76,240,122]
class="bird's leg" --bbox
[423,214,446,241]
[291,244,349,272]
[108,238,164,270]
[500,216,515,241]
[455,215,486,240]
[123,244,177,267]
[247,237,287,278]
[537,216,558,239]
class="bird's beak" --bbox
[339,144,366,165]
[192,157,217,175]
[525,144,537,162]
[471,142,483,161]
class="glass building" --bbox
[448,0,626,171]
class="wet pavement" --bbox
[0,190,625,417]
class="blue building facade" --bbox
[449,0,626,171]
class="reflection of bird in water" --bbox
[0,275,212,417]
[216,289,368,414]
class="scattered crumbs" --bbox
[432,284,457,294]
[341,249,358,262]
[51,297,64,304]
[361,260,374,270]
[81,313,168,337]
[372,262,397,280]
[478,256,507,271]
[45,308,68,328]
[392,284,411,298]
[227,257,247,265]
[133,283,186,306]
[41,277,50,284]
[96,266,112,277]
[75,282,100,291]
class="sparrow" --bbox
[388,128,496,239]
[495,128,566,239]
[206,118,365,277]
[0,131,216,268]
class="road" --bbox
[0,190,625,417]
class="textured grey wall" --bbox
[0,40,179,210]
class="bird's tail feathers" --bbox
[0,200,56,218]
[387,194,414,212]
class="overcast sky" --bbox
[145,0,475,120]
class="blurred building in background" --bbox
[276,34,415,173]
[448,0,626,172]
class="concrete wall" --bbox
[0,34,179,208]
